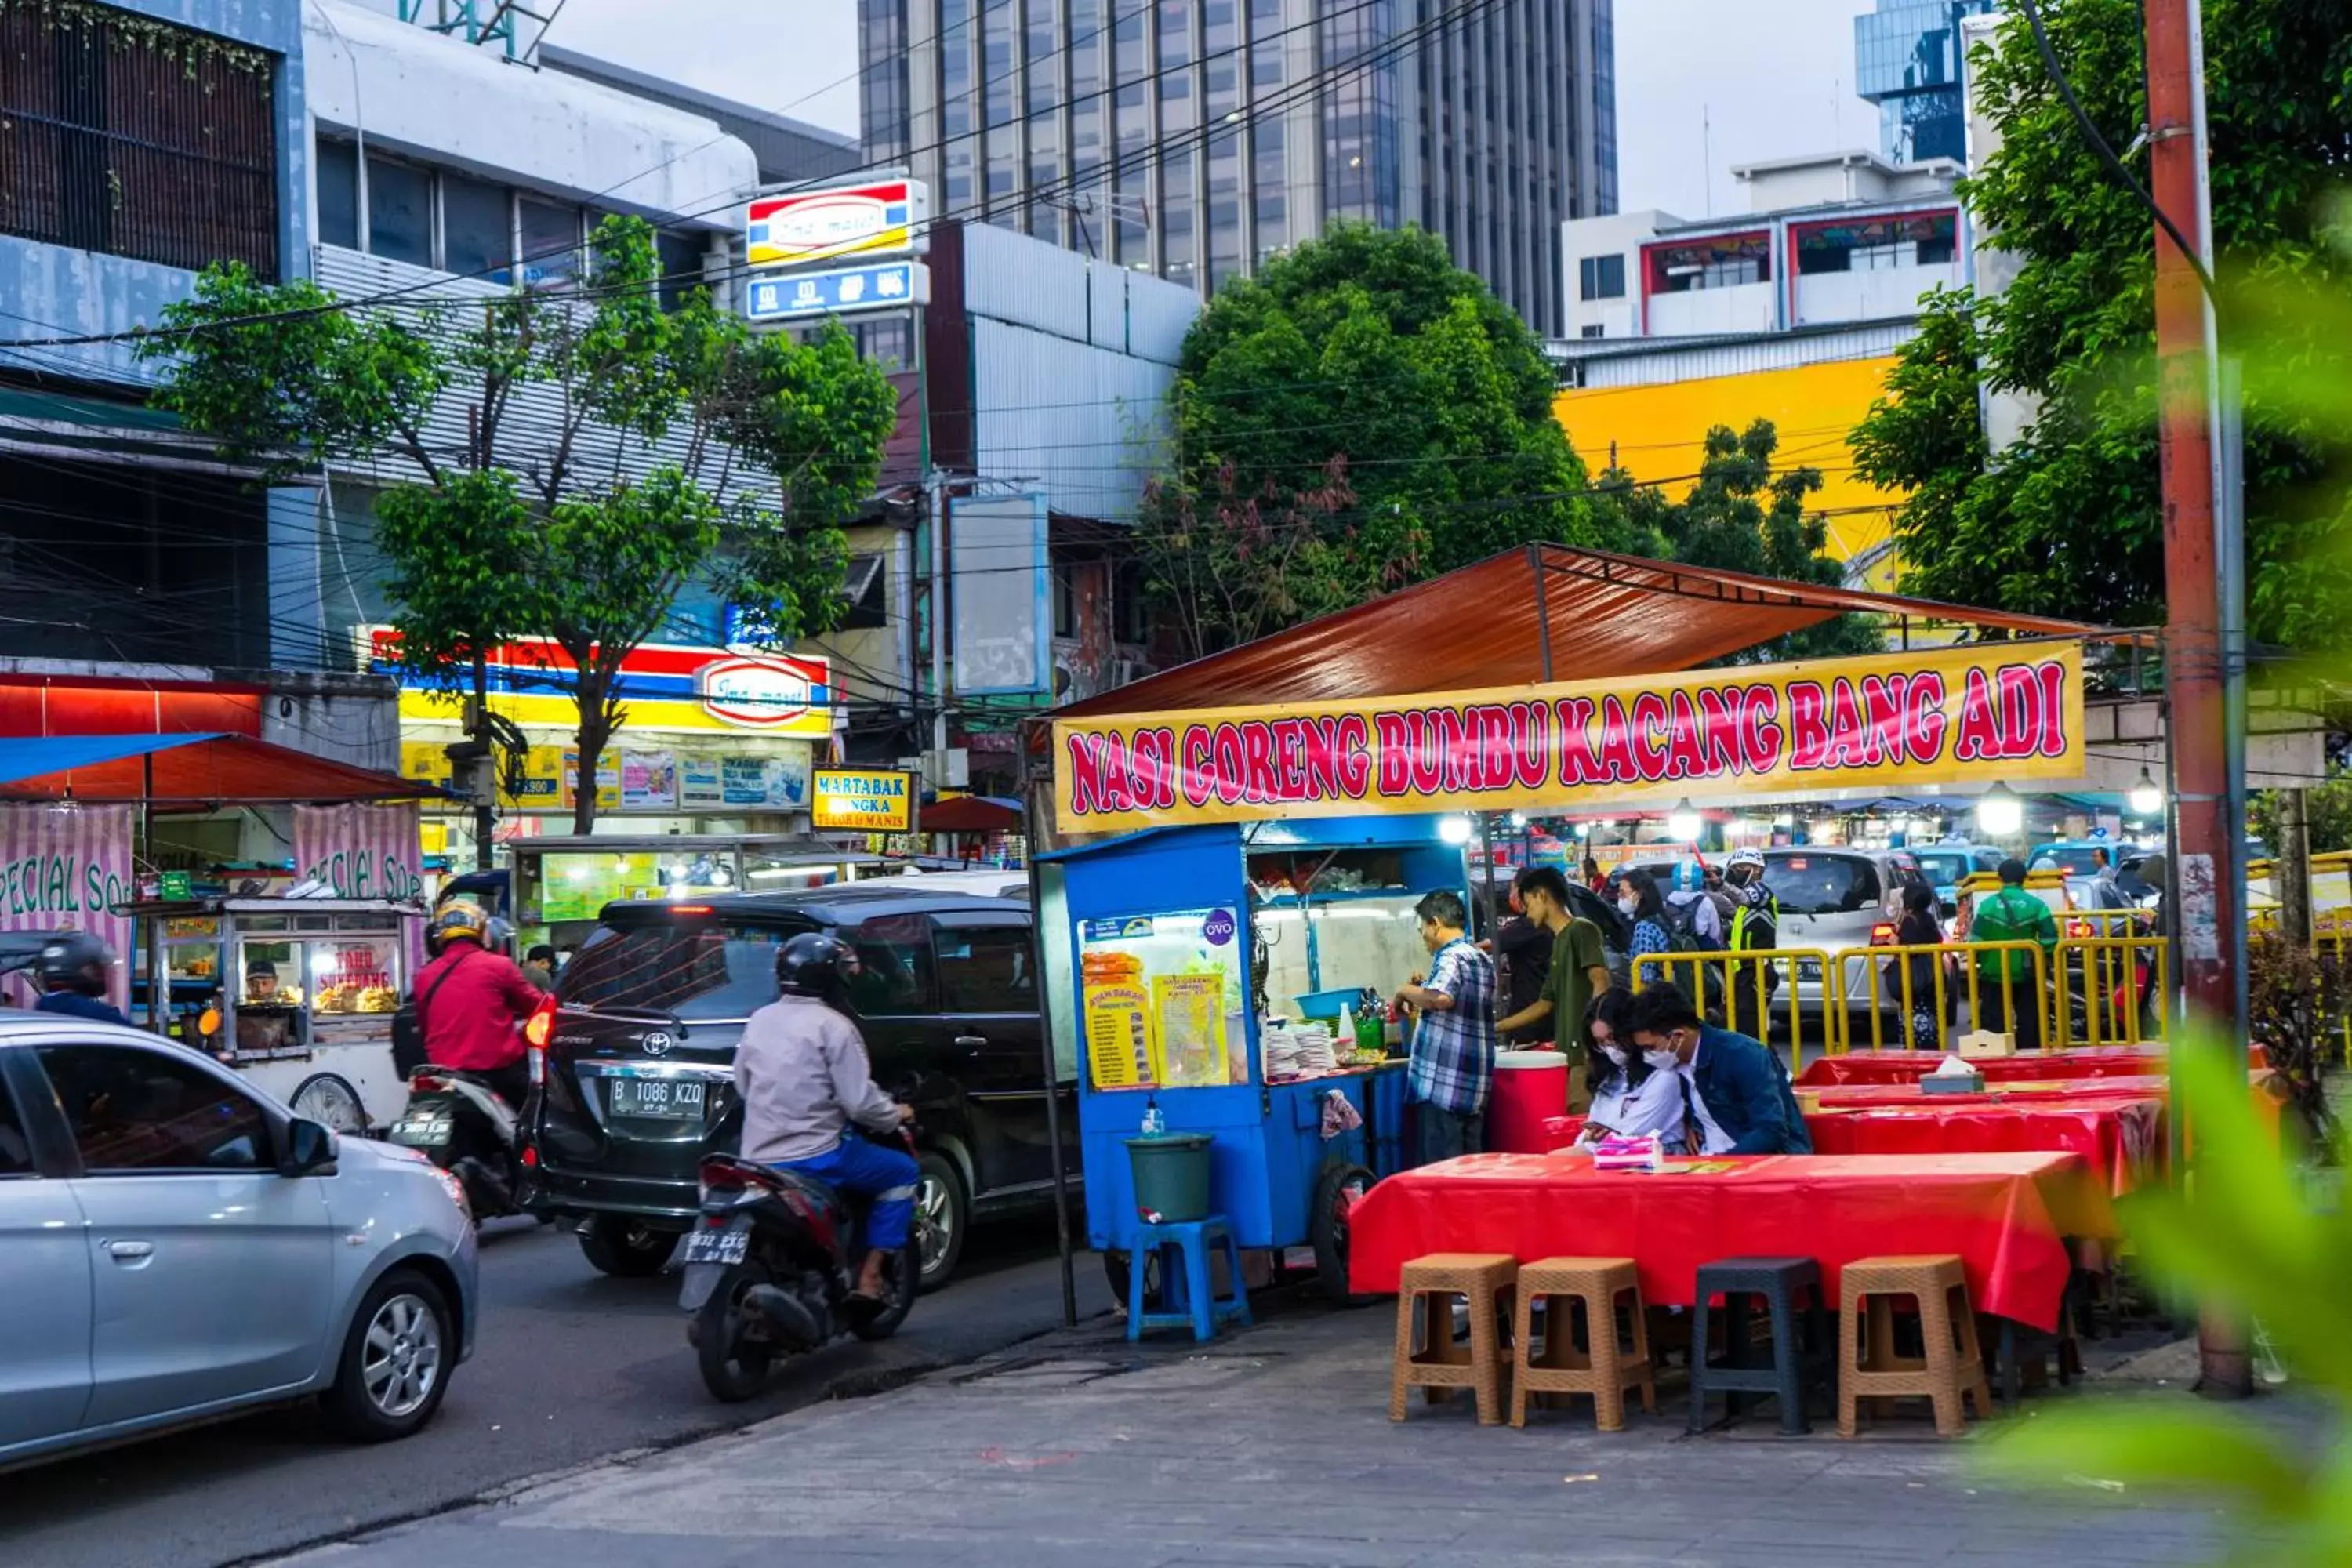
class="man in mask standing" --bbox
[1720,848,1780,1039]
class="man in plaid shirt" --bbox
[1389,888,1497,1164]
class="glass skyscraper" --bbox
[1853,0,1997,165]
[858,0,1618,337]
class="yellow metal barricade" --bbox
[1842,940,2051,1055]
[1629,947,1838,1077]
[2054,935,2169,1047]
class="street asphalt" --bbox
[0,1212,1108,1568]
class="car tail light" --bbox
[520,1143,539,1168]
[2066,919,2093,939]
[1869,922,1897,946]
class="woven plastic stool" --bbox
[1689,1256,1829,1436]
[1508,1257,1655,1431]
[1837,1254,1994,1438]
[1389,1253,1516,1426]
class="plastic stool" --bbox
[1508,1256,1656,1431]
[1389,1253,1516,1426]
[1126,1216,1253,1344]
[1689,1256,1830,1435]
[1837,1254,1994,1438]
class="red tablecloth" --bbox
[1348,1152,2101,1330]
[1803,1099,2161,1196]
[1797,1048,2174,1086]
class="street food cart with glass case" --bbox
[125,896,423,1132]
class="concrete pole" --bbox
[2279,789,2312,950]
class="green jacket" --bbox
[1971,886,2058,981]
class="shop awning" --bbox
[920,794,1024,833]
[0,733,448,804]
[1055,544,2114,720]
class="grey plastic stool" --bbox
[1689,1256,1831,1436]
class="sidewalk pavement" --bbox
[268,1298,2254,1568]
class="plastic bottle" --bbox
[1141,1095,1166,1136]
[1337,1000,1355,1046]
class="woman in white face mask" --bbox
[1572,988,1686,1148]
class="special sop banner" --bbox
[1053,641,2085,833]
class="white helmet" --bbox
[1727,848,1766,871]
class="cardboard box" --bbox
[1956,1029,2018,1060]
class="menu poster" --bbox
[620,750,678,810]
[720,754,812,809]
[1083,980,1156,1091]
[1152,973,1229,1088]
[680,755,725,808]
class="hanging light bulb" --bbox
[1437,814,1475,846]
[1666,799,1702,843]
[1976,783,2024,838]
[2129,766,2164,818]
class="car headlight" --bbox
[434,1167,471,1219]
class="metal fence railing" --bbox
[1629,948,1839,1076]
[2055,935,2169,1047]
[1841,941,2051,1055]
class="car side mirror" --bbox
[279,1117,338,1177]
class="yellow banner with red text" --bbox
[1051,641,2085,834]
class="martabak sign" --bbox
[1052,643,2086,833]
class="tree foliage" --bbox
[1591,420,1882,664]
[140,218,896,830]
[1142,224,1592,651]
[2251,775,2352,858]
[1847,0,2352,652]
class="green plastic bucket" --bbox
[1126,1132,1214,1221]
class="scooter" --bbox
[387,1065,530,1221]
[678,1132,920,1402]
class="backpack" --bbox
[1660,897,1711,953]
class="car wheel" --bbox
[912,1152,966,1294]
[291,1072,368,1133]
[577,1216,680,1278]
[322,1269,453,1442]
[1312,1163,1376,1306]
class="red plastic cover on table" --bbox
[1797,1049,2172,1087]
[1347,1152,2100,1330]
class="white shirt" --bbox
[1680,1040,1735,1156]
[1583,1062,1686,1145]
[733,993,902,1163]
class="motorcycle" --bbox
[386,1065,530,1221]
[678,1133,920,1402]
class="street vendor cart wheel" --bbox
[1312,1163,1376,1306]
[289,1072,368,1134]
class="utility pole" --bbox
[2145,0,2248,1399]
[2278,789,2312,951]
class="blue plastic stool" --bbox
[1127,1216,1254,1344]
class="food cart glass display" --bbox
[507,833,886,950]
[125,898,423,1134]
[1045,815,1470,1297]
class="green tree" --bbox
[1847,0,2352,652]
[1594,420,1882,664]
[139,217,895,833]
[2252,775,2352,857]
[1148,223,1594,649]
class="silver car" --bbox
[0,1016,477,1471]
[1759,847,1929,1044]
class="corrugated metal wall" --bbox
[970,317,1174,524]
[314,245,774,507]
[1563,320,1918,388]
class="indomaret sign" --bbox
[1052,641,2085,834]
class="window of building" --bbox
[0,5,280,277]
[1112,559,1149,644]
[1052,559,1078,639]
[1577,253,1624,300]
[656,229,706,312]
[317,137,361,250]
[1849,240,1908,271]
[366,156,435,268]
[1580,324,1604,339]
[441,172,514,281]
[38,1045,270,1173]
[517,198,583,288]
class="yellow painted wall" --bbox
[1554,355,1905,588]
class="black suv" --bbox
[524,887,1065,1292]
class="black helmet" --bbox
[775,932,858,999]
[38,931,112,996]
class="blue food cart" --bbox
[1040,812,1473,1299]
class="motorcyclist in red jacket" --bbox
[414,901,543,1111]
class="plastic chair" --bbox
[1389,1253,1516,1426]
[1508,1256,1656,1431]
[1836,1254,1994,1437]
[1689,1256,1830,1435]
[1126,1216,1252,1344]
